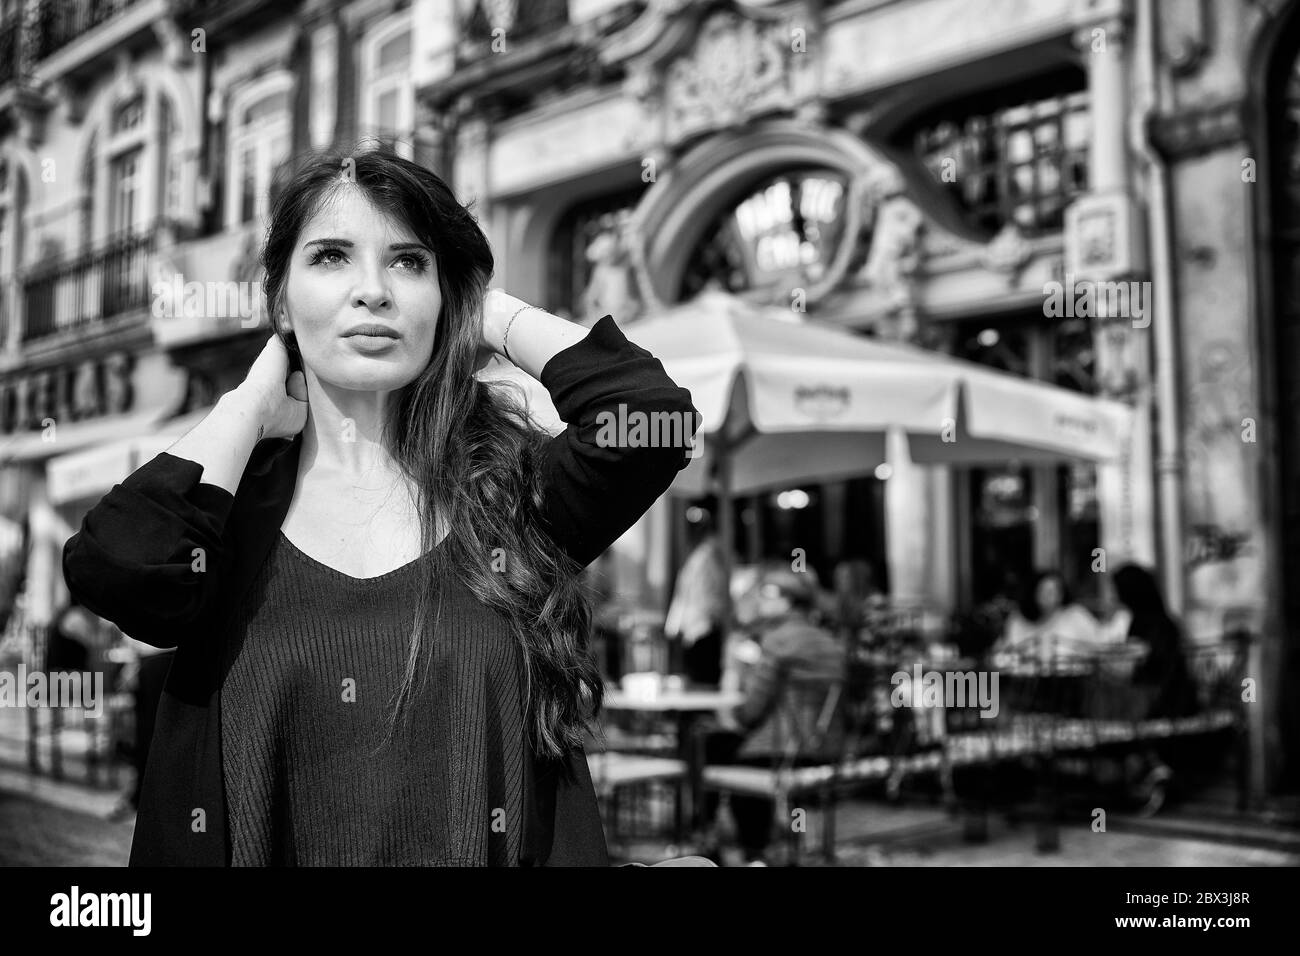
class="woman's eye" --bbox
[394,253,430,274]
[309,248,346,267]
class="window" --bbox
[80,84,173,248]
[680,168,851,303]
[157,96,184,223]
[903,68,1089,237]
[360,19,413,159]
[310,24,338,149]
[80,133,96,248]
[227,77,293,227]
[112,95,145,135]
[109,149,142,238]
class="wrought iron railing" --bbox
[28,0,143,62]
[0,16,21,85]
[22,230,156,342]
[459,0,569,56]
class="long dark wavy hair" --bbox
[260,146,602,759]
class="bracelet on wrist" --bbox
[502,304,543,364]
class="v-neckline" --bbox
[277,529,448,583]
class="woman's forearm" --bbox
[485,291,592,379]
[163,389,264,497]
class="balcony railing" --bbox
[22,230,156,343]
[0,17,21,86]
[459,0,569,57]
[28,0,143,62]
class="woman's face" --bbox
[281,186,443,392]
[1036,576,1064,615]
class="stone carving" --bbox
[859,195,925,319]
[580,211,646,326]
[662,10,812,144]
[153,18,190,68]
[1183,339,1263,608]
[979,222,1032,280]
[1185,340,1255,536]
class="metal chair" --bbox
[698,674,849,865]
[586,748,689,859]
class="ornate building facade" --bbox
[0,0,1295,797]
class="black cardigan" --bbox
[62,314,699,866]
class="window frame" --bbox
[358,15,415,160]
[226,73,295,229]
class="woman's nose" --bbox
[352,262,392,311]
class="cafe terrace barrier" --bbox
[699,638,1249,864]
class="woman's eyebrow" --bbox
[302,238,430,253]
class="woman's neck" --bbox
[300,405,401,486]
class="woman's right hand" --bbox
[233,334,309,441]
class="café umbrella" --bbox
[478,289,1136,631]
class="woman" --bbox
[997,569,1105,659]
[1111,564,1198,720]
[1110,563,1199,814]
[62,147,699,865]
[664,506,728,685]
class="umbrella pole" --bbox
[715,436,734,649]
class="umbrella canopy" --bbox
[477,289,1135,495]
[621,290,1134,496]
[478,290,1137,647]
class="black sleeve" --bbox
[533,314,701,569]
[61,452,234,648]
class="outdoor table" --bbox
[601,688,745,838]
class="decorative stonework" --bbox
[1160,0,1209,75]
[13,88,54,148]
[152,18,190,69]
[579,211,647,326]
[857,194,926,318]
[658,10,816,146]
[979,223,1032,281]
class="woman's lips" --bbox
[346,334,401,353]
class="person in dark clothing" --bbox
[109,638,176,818]
[1110,563,1199,813]
[1112,564,1198,720]
[61,147,699,866]
[695,567,843,864]
[47,600,93,673]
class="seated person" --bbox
[697,567,844,865]
[995,569,1113,660]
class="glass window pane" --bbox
[240,146,257,224]
[377,30,411,67]
[111,150,141,236]
[243,90,290,127]
[112,96,144,134]
[377,89,399,131]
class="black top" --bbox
[222,531,525,865]
[62,314,699,865]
